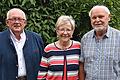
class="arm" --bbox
[37,53,48,80]
[79,62,85,80]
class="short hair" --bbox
[6,8,26,20]
[55,15,75,30]
[89,5,110,17]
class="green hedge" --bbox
[0,0,120,45]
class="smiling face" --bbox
[90,7,110,32]
[55,16,75,43]
[6,8,27,34]
[56,21,74,42]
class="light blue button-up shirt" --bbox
[80,26,120,80]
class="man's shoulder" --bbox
[0,30,9,36]
[109,27,120,36]
[25,30,43,44]
[82,29,94,39]
[25,30,42,37]
[25,30,38,35]
[110,27,120,33]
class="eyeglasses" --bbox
[8,18,26,22]
[57,28,72,33]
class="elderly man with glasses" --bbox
[0,8,44,80]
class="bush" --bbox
[0,0,120,45]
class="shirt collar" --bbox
[10,29,26,42]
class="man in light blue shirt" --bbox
[79,5,120,80]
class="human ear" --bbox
[108,14,111,21]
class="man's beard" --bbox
[93,26,106,32]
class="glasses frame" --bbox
[57,28,73,33]
[7,18,26,22]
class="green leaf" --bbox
[30,0,36,6]
[21,0,27,6]
[9,0,13,5]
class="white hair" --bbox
[55,15,75,30]
[89,5,110,17]
[6,8,26,20]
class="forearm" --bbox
[79,62,85,80]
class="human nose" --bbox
[14,19,20,23]
[63,30,68,34]
[96,17,100,21]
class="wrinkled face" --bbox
[90,8,110,32]
[56,22,74,42]
[6,10,26,34]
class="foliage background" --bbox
[0,0,120,45]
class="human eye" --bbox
[8,18,14,21]
[18,18,25,21]
[98,15,104,19]
[66,29,72,32]
[92,16,96,19]
[59,28,64,32]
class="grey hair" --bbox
[55,15,75,30]
[89,5,110,17]
[6,8,26,20]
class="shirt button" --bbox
[16,65,19,67]
[16,76,18,78]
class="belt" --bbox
[17,76,27,80]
